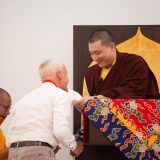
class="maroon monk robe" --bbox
[85,51,160,99]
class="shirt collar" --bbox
[43,80,57,87]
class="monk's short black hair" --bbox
[89,30,116,45]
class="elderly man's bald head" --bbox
[39,59,64,80]
[39,59,69,91]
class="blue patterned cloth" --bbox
[83,99,160,160]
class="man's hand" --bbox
[73,96,94,111]
[96,95,109,99]
[73,95,108,111]
[70,142,83,157]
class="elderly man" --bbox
[7,59,83,160]
[0,88,11,160]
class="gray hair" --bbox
[89,30,115,45]
[39,58,64,79]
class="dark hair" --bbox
[89,30,115,45]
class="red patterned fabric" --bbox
[83,99,160,160]
[111,99,160,140]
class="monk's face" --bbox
[0,94,11,124]
[89,40,116,68]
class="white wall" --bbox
[0,0,160,159]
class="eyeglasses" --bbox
[0,104,11,111]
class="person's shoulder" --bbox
[85,63,99,74]
[52,86,68,96]
[118,51,145,63]
[68,89,82,100]
[119,51,142,58]
[41,83,67,95]
[68,89,82,106]
[49,88,70,104]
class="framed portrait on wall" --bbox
[73,25,160,160]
